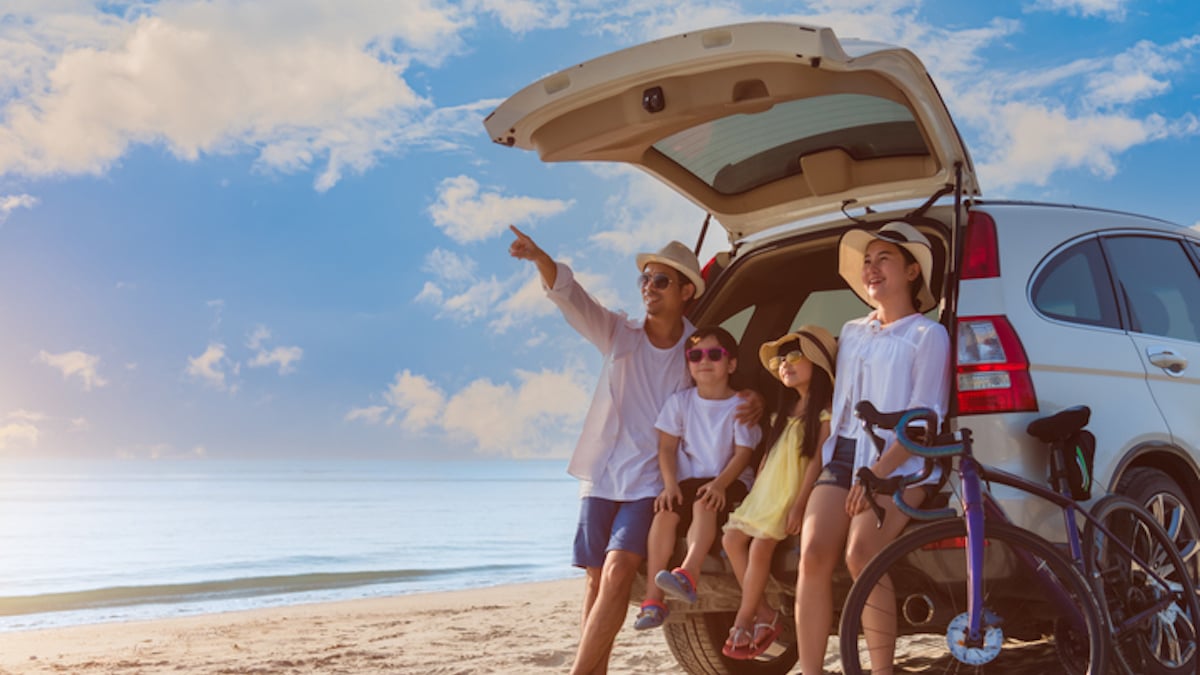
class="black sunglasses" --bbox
[638,272,675,290]
[686,347,728,363]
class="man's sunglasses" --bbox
[686,347,729,363]
[638,272,676,290]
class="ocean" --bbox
[0,459,582,632]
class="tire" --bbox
[662,610,798,675]
[1083,494,1200,675]
[838,520,1107,675]
[1117,467,1200,586]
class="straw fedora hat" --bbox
[758,325,837,383]
[838,222,936,313]
[636,241,705,298]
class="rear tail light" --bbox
[961,211,1000,279]
[957,315,1038,414]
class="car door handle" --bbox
[1147,347,1187,374]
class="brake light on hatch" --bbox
[957,316,1037,414]
[961,212,999,279]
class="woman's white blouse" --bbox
[822,311,951,481]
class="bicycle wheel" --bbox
[838,520,1106,674]
[1084,494,1200,675]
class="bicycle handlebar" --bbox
[853,401,963,527]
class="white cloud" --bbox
[1084,39,1193,108]
[185,343,238,391]
[976,103,1164,188]
[0,422,39,450]
[422,247,478,284]
[7,409,48,423]
[471,0,570,33]
[383,370,446,432]
[246,325,272,350]
[1025,0,1130,20]
[249,345,303,375]
[441,368,589,456]
[0,193,38,222]
[350,365,592,458]
[0,1,470,189]
[244,325,302,374]
[36,349,108,390]
[589,166,708,257]
[344,405,388,423]
[428,175,573,243]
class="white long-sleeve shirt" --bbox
[546,262,693,501]
[822,311,951,481]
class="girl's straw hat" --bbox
[759,325,838,383]
[838,221,936,313]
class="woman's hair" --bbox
[898,246,924,310]
[687,325,738,355]
[762,350,835,459]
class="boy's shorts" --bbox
[572,497,655,569]
[665,477,749,532]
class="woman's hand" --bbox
[845,479,872,517]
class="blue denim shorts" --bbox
[572,497,655,569]
[815,436,856,490]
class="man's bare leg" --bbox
[570,549,641,675]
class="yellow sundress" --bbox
[725,410,830,540]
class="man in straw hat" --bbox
[508,225,760,675]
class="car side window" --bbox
[1031,238,1120,329]
[1103,235,1200,343]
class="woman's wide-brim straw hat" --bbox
[759,324,838,383]
[838,221,936,313]
[636,241,705,298]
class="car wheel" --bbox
[662,610,798,675]
[1117,466,1200,583]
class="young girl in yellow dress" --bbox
[719,325,836,660]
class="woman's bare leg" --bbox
[794,485,851,675]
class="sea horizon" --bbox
[0,458,583,632]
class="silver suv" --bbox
[487,21,1200,675]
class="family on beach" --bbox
[508,219,950,675]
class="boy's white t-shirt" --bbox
[654,388,762,489]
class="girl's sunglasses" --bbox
[638,272,675,290]
[768,350,806,371]
[686,347,729,363]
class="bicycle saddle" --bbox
[1026,405,1091,443]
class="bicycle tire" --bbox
[1084,494,1200,675]
[838,519,1107,674]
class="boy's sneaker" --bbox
[655,567,698,603]
[633,600,668,630]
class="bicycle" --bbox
[836,402,1199,674]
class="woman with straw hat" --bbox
[793,222,951,675]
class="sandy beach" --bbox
[0,579,714,674]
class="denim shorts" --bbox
[815,436,856,490]
[572,496,655,569]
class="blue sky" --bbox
[1,0,1197,461]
